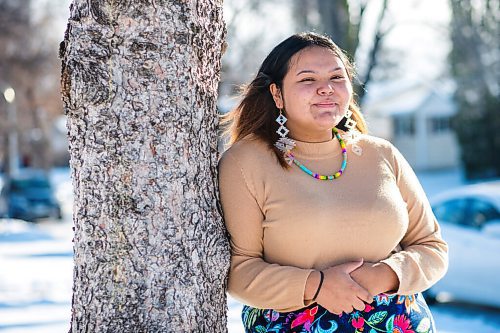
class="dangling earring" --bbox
[343,109,357,131]
[274,109,295,165]
[343,109,363,156]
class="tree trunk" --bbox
[317,0,352,53]
[355,0,388,103]
[60,1,229,332]
[449,0,500,179]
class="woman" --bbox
[219,32,448,333]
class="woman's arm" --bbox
[350,262,399,295]
[219,150,313,310]
[304,271,322,301]
[353,144,448,295]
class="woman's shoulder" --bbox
[351,133,410,172]
[224,134,269,153]
[219,134,276,169]
[349,132,396,153]
[344,132,402,165]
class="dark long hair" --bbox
[222,32,368,167]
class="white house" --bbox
[362,81,460,171]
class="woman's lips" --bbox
[314,102,336,108]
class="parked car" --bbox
[425,181,500,308]
[0,170,62,222]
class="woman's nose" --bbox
[317,83,334,95]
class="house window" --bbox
[429,116,451,134]
[393,115,415,136]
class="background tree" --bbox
[220,0,394,104]
[220,0,293,98]
[292,0,392,102]
[449,0,500,179]
[60,0,229,331]
[0,0,63,170]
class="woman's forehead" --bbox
[288,46,345,74]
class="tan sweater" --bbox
[218,133,448,312]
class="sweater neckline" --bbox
[292,135,343,159]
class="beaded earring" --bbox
[343,109,357,131]
[274,109,296,165]
[343,109,363,156]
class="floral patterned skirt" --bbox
[241,293,436,333]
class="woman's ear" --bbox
[269,83,283,109]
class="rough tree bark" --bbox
[60,0,229,331]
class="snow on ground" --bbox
[415,168,465,198]
[1,167,500,333]
[0,219,73,333]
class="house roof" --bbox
[361,79,457,117]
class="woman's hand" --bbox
[350,262,400,296]
[313,259,374,315]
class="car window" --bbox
[433,199,468,226]
[11,178,51,192]
[469,198,500,228]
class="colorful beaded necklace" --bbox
[286,127,347,181]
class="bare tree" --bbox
[292,0,391,101]
[60,0,229,331]
[221,0,293,97]
[0,0,65,170]
[449,0,500,179]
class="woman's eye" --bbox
[331,76,344,80]
[299,78,314,82]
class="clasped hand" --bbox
[311,259,398,315]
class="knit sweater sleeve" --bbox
[380,144,449,295]
[218,149,314,310]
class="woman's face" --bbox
[270,46,353,142]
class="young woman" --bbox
[219,32,448,333]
